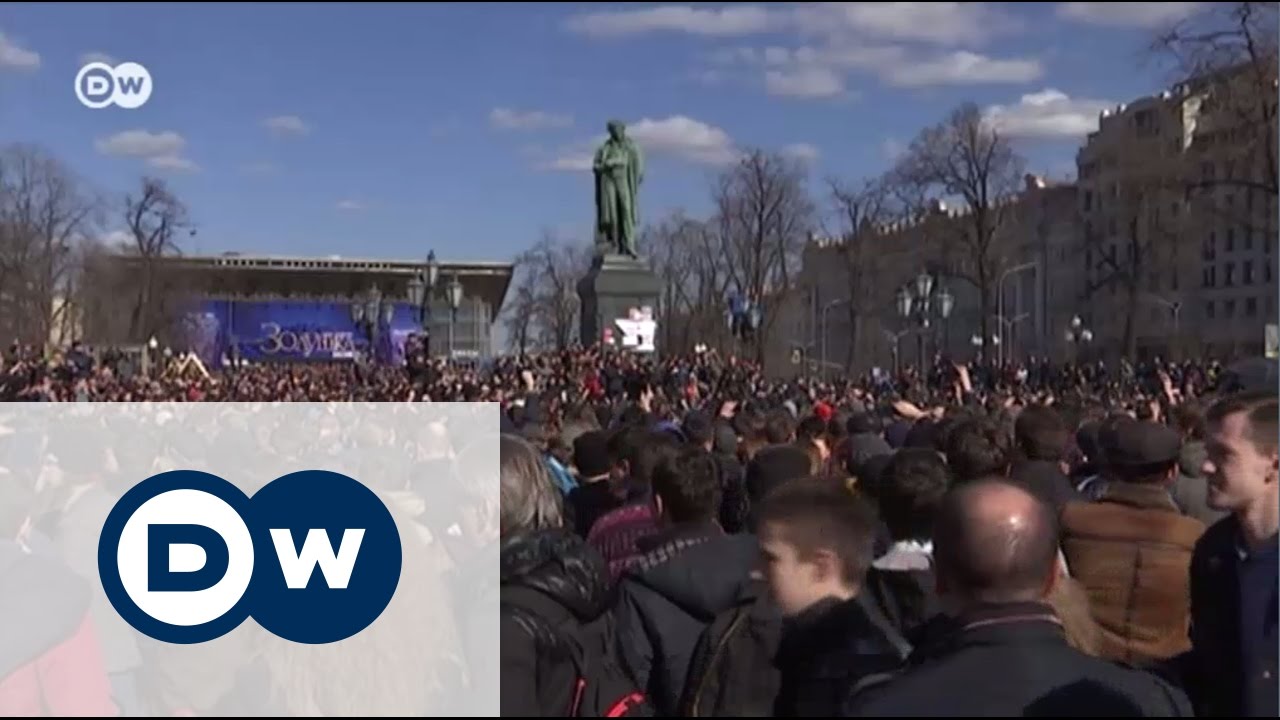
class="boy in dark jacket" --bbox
[756,477,909,717]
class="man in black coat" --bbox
[1179,392,1278,717]
[845,479,1192,717]
[500,529,616,716]
[614,447,756,716]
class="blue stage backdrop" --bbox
[185,300,423,365]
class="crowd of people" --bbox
[0,340,1275,716]
[494,349,1277,717]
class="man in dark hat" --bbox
[566,430,621,537]
[1059,419,1206,665]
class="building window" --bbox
[1245,227,1254,251]
[1170,200,1180,217]
[1247,297,1258,317]
[1206,301,1216,319]
[1149,273,1160,291]
[1203,266,1216,288]
[1225,299,1236,318]
[1205,231,1217,261]
[1083,191,1093,212]
[1226,227,1235,252]
[1225,262,1235,286]
[1266,262,1274,283]
[1244,260,1254,284]
[1171,271,1179,291]
[1248,187,1255,211]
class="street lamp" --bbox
[445,274,464,357]
[351,284,395,363]
[406,250,440,355]
[997,261,1038,364]
[819,298,850,379]
[896,271,954,369]
[1145,294,1183,359]
[1065,315,1093,362]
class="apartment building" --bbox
[792,176,1083,373]
[1077,74,1277,359]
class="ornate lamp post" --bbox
[896,270,954,370]
[1064,315,1094,362]
[351,284,395,363]
[406,250,440,355]
[445,274,464,358]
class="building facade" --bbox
[1077,75,1278,359]
[793,175,1083,374]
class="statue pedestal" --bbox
[578,254,661,353]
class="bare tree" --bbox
[897,103,1026,352]
[641,211,734,353]
[502,282,537,355]
[0,145,98,346]
[827,175,890,370]
[124,177,190,340]
[509,232,591,351]
[712,149,814,363]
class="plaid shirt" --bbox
[587,502,658,582]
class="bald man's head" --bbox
[933,478,1059,604]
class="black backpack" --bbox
[503,586,655,718]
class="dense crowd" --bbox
[492,349,1277,717]
[0,341,1275,716]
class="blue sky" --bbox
[0,2,1201,264]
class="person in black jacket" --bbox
[846,479,1192,717]
[500,435,617,716]
[756,476,908,717]
[614,446,756,716]
[1179,392,1278,717]
[1009,404,1081,513]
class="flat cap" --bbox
[1103,419,1181,468]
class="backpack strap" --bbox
[855,594,913,660]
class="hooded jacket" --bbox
[500,529,615,716]
[613,522,757,716]
[0,539,117,716]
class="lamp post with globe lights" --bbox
[1064,315,1094,363]
[351,284,396,364]
[405,250,440,356]
[896,270,954,371]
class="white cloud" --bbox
[489,107,574,131]
[79,51,118,66]
[881,137,906,161]
[95,130,186,158]
[146,155,200,173]
[545,115,739,171]
[884,51,1043,87]
[765,65,846,98]
[983,88,1115,139]
[0,31,40,71]
[565,5,775,37]
[262,115,310,137]
[99,229,133,248]
[631,115,739,166]
[781,142,820,164]
[717,40,1041,96]
[566,3,1018,45]
[95,130,198,173]
[336,199,367,211]
[792,2,1019,46]
[1057,2,1202,28]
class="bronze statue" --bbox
[593,120,644,258]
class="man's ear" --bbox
[653,493,665,519]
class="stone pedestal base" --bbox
[578,254,661,353]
